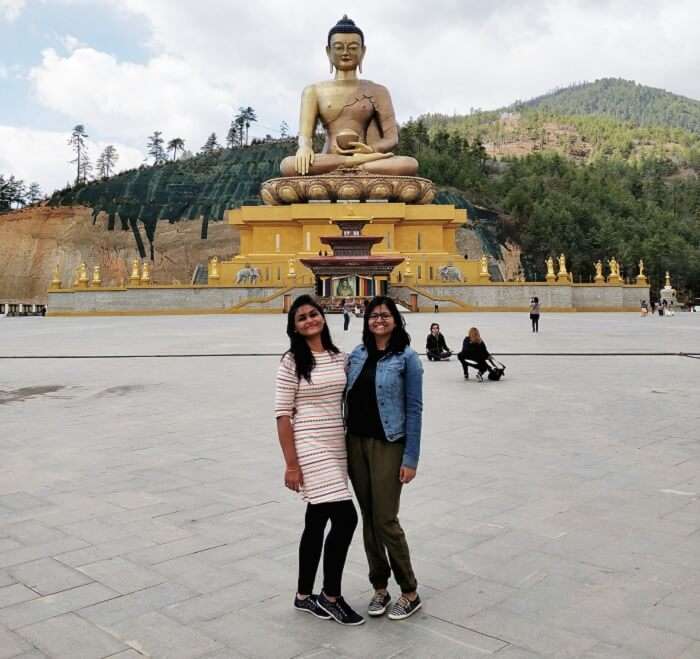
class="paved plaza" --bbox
[1,312,699,659]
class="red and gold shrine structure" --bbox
[300,218,403,298]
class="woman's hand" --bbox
[399,466,416,484]
[285,465,304,492]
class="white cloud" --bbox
[8,0,700,189]
[0,0,24,22]
[97,0,700,115]
[60,34,86,53]
[29,47,236,152]
[0,125,144,193]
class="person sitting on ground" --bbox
[457,327,494,381]
[425,323,452,361]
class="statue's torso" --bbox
[313,79,384,150]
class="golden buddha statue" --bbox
[280,16,418,178]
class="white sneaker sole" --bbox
[295,605,331,620]
[367,602,391,617]
[388,600,422,620]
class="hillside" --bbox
[517,78,700,134]
[420,79,700,167]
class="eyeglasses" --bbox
[367,312,393,321]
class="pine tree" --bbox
[226,121,238,149]
[200,133,220,154]
[146,131,167,164]
[167,137,185,160]
[68,124,89,184]
[78,153,93,183]
[27,182,42,204]
[96,145,119,178]
[280,121,289,139]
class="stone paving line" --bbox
[0,313,699,658]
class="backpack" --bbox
[488,366,505,381]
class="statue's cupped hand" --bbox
[336,141,375,156]
[295,146,315,176]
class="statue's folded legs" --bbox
[280,154,419,177]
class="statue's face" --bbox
[327,33,365,72]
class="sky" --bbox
[2,0,700,194]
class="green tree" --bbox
[167,137,185,160]
[146,131,167,165]
[27,182,42,204]
[226,121,239,149]
[236,106,257,146]
[201,132,220,154]
[68,124,89,184]
[96,145,119,178]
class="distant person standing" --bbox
[342,299,351,331]
[529,297,540,333]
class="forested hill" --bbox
[516,78,700,134]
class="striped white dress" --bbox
[275,351,352,504]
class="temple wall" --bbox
[47,285,289,315]
[390,282,649,312]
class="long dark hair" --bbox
[284,295,339,382]
[362,296,410,354]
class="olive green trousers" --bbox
[347,434,418,594]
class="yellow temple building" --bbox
[216,201,482,293]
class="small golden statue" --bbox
[636,259,648,285]
[404,256,412,276]
[480,255,489,275]
[558,254,567,275]
[556,253,569,282]
[77,262,89,288]
[50,263,61,289]
[129,259,141,284]
[140,261,152,285]
[594,259,604,282]
[280,16,418,178]
[479,254,490,280]
[209,256,220,282]
[91,265,102,287]
[545,256,556,282]
[607,257,620,282]
[287,257,297,278]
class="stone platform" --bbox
[0,313,699,658]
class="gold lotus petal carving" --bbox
[260,174,435,205]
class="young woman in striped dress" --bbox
[275,294,364,626]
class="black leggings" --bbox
[530,314,540,332]
[458,354,492,376]
[298,499,357,597]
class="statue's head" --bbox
[327,15,365,73]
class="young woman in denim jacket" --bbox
[345,296,424,621]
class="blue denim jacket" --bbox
[346,344,424,469]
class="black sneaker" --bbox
[294,595,331,620]
[387,594,422,620]
[317,592,365,626]
[367,591,391,617]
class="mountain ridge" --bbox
[511,78,700,134]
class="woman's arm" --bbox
[276,417,303,491]
[274,355,303,491]
[401,351,423,481]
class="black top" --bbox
[347,348,388,441]
[426,332,449,353]
[459,338,490,362]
